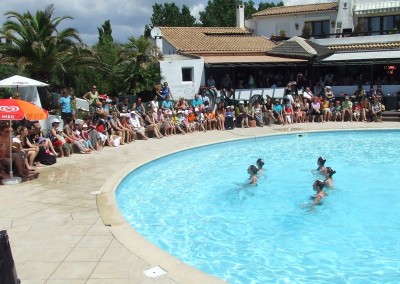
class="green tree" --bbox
[71,20,121,97]
[200,0,241,27]
[116,36,161,96]
[244,0,257,19]
[258,1,284,11]
[98,20,114,44]
[150,3,196,27]
[0,4,81,83]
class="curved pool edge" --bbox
[96,124,400,283]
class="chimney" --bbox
[151,27,163,54]
[236,5,245,29]
[155,36,163,54]
[335,0,354,34]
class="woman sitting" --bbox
[174,97,189,111]
[16,126,40,168]
[133,97,146,116]
[63,118,91,153]
[215,102,226,130]
[0,125,35,177]
[143,110,163,139]
[30,123,58,156]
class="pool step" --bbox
[382,111,400,122]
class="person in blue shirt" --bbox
[158,82,173,100]
[161,95,174,111]
[191,93,203,109]
[273,99,285,125]
[59,88,73,124]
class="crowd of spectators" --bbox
[0,79,389,182]
[213,69,399,91]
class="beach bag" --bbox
[40,153,57,165]
[36,147,57,165]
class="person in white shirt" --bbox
[303,87,314,101]
[128,112,148,140]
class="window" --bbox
[182,67,193,82]
[305,20,330,38]
[360,15,400,35]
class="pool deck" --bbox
[1,121,399,284]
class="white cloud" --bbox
[1,1,320,45]
[190,3,205,22]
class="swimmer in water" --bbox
[256,158,265,174]
[313,180,326,205]
[316,156,327,175]
[248,165,258,185]
[323,167,336,188]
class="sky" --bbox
[0,0,332,45]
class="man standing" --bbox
[59,88,73,124]
[158,82,173,100]
[220,73,232,90]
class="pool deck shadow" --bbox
[0,121,398,283]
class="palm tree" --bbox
[116,36,162,96]
[0,4,82,83]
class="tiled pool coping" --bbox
[1,122,398,283]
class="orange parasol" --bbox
[0,98,48,121]
[0,98,48,184]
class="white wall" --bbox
[159,57,205,100]
[253,11,337,38]
[160,40,176,56]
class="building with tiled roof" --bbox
[151,19,307,100]
[253,2,338,17]
[155,27,275,56]
[150,1,400,101]
[250,0,400,65]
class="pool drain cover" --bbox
[143,266,167,278]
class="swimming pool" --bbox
[116,130,400,283]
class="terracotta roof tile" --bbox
[158,27,276,54]
[327,42,400,52]
[253,2,338,17]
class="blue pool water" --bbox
[116,130,400,283]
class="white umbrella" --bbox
[0,75,49,89]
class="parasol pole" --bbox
[8,119,13,178]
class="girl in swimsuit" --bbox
[323,167,336,188]
[317,156,327,174]
[256,158,265,175]
[313,180,326,205]
[247,165,258,185]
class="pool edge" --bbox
[97,126,399,283]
